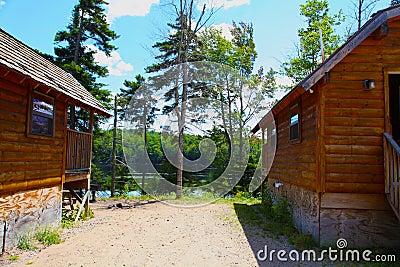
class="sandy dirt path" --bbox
[4,200,309,267]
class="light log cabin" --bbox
[253,6,400,247]
[0,29,110,248]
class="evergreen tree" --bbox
[146,0,214,198]
[118,74,146,120]
[281,0,345,83]
[391,0,400,6]
[54,0,118,111]
[118,74,159,194]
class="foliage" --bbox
[145,9,204,73]
[281,0,345,84]
[199,23,276,188]
[91,128,132,193]
[91,124,263,195]
[8,255,19,262]
[145,0,216,198]
[54,0,118,128]
[34,227,62,246]
[391,0,400,6]
[62,205,94,227]
[17,226,62,250]
[234,197,315,250]
[17,233,37,251]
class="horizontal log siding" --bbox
[321,18,400,193]
[268,89,318,191]
[0,71,64,194]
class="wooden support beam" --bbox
[373,21,389,40]
[75,191,89,222]
[19,77,26,84]
[69,189,83,203]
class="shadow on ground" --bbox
[233,203,296,267]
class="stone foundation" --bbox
[266,179,400,247]
[0,186,62,249]
[267,179,320,242]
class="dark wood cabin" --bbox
[0,29,110,248]
[253,6,400,247]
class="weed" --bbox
[62,205,94,227]
[8,255,19,261]
[17,226,62,251]
[234,193,316,250]
[34,227,61,246]
[17,234,37,251]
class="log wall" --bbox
[267,86,318,191]
[0,69,65,194]
[322,18,400,194]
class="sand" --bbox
[2,200,313,267]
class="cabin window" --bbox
[289,103,300,142]
[30,91,55,136]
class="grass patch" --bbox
[34,227,61,246]
[17,233,37,251]
[98,190,262,206]
[233,197,316,250]
[61,205,94,228]
[8,255,19,261]
[17,226,62,251]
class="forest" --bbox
[40,0,396,197]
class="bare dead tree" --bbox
[347,0,380,35]
[170,0,215,198]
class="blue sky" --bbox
[0,0,391,95]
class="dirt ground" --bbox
[2,200,316,267]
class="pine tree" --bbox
[391,0,400,6]
[146,0,214,198]
[118,74,158,195]
[54,0,118,113]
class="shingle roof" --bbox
[0,28,111,117]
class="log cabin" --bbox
[0,29,111,249]
[253,6,400,247]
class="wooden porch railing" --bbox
[66,129,92,172]
[383,132,400,221]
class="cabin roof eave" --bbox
[253,5,400,133]
[0,28,112,117]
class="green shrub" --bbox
[17,226,62,250]
[62,205,94,227]
[8,255,19,261]
[34,227,61,246]
[17,233,37,251]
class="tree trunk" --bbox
[111,96,117,197]
[142,104,147,195]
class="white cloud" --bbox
[107,0,159,24]
[276,75,293,87]
[0,1,6,8]
[87,45,134,77]
[210,23,233,41]
[197,0,250,10]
